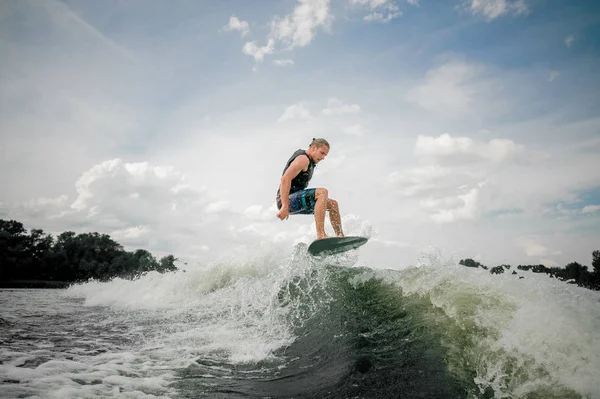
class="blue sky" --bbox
[1,0,599,268]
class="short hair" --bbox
[309,138,330,149]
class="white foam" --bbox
[0,354,176,398]
[5,243,597,398]
[66,247,290,309]
[371,260,600,398]
[2,245,320,398]
[63,244,326,368]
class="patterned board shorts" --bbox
[276,188,317,215]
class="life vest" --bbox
[276,149,315,197]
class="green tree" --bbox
[110,252,136,278]
[459,258,485,269]
[1,219,178,284]
[564,262,587,282]
[593,250,600,275]
[158,255,178,273]
[27,229,54,279]
[590,250,600,289]
[133,249,158,274]
[51,231,80,280]
[0,220,30,280]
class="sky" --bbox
[1,0,599,269]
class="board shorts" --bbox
[276,188,317,215]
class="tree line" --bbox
[0,219,178,287]
[459,251,600,291]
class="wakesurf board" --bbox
[307,236,368,257]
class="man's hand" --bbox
[277,207,290,221]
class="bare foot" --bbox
[316,233,329,240]
[336,233,344,237]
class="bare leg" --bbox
[327,199,344,237]
[314,188,328,239]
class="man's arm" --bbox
[277,155,309,219]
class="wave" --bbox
[65,245,600,398]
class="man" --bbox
[276,138,344,240]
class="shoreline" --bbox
[0,280,72,289]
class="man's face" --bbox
[312,145,329,163]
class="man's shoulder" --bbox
[290,150,309,161]
[293,152,310,164]
[291,149,307,156]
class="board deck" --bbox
[307,236,368,257]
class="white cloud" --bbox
[238,0,332,64]
[565,34,576,48]
[349,0,402,22]
[110,226,149,241]
[322,98,361,115]
[428,186,481,223]
[364,10,402,22]
[384,129,600,233]
[386,165,454,197]
[278,102,313,122]
[270,0,332,49]
[384,132,597,230]
[243,205,274,221]
[244,205,263,218]
[242,39,275,63]
[205,201,232,214]
[581,205,600,214]
[273,59,295,67]
[342,124,364,136]
[539,258,559,267]
[0,195,69,221]
[415,134,474,157]
[323,154,347,169]
[405,60,482,115]
[462,0,530,20]
[516,236,562,258]
[414,133,523,163]
[71,159,183,212]
[385,135,492,224]
[350,0,389,6]
[223,15,250,37]
[24,196,69,209]
[1,159,248,258]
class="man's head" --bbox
[307,138,330,163]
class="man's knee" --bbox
[315,188,328,198]
[327,198,338,209]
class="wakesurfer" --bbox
[276,138,344,240]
